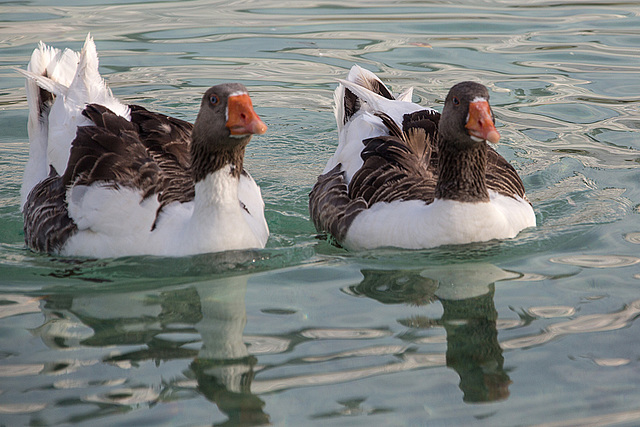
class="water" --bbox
[1,0,640,425]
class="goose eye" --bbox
[209,94,219,105]
[452,97,460,105]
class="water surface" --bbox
[1,1,640,425]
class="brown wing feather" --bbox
[25,104,163,253]
[310,109,440,239]
[309,164,367,242]
[348,110,439,206]
[361,77,394,100]
[63,104,163,198]
[486,147,528,200]
[129,105,195,226]
[342,75,395,124]
[24,103,200,253]
[343,88,360,125]
[23,167,77,253]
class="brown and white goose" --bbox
[309,65,535,250]
[20,35,269,258]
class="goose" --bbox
[19,35,269,258]
[309,65,535,250]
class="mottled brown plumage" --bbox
[130,104,195,211]
[348,111,439,205]
[23,167,77,253]
[63,104,163,196]
[309,164,367,242]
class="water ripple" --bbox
[528,306,576,318]
[0,294,42,319]
[623,232,640,244]
[533,408,640,427]
[85,387,160,406]
[1,1,640,425]
[550,254,640,268]
[251,352,445,394]
[589,356,630,367]
[300,328,390,339]
[0,403,47,415]
[0,364,43,377]
[502,298,640,350]
[245,336,290,354]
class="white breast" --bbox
[61,167,269,258]
[343,191,536,251]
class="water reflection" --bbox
[34,275,270,426]
[502,298,640,350]
[550,254,640,268]
[190,277,269,426]
[4,259,640,422]
[350,264,519,403]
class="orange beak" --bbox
[465,100,500,144]
[226,94,268,136]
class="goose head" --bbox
[191,83,267,181]
[438,81,500,149]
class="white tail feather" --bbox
[346,65,385,89]
[66,35,129,119]
[325,67,434,180]
[336,78,391,109]
[334,65,391,132]
[20,34,130,208]
[334,65,421,133]
[333,83,346,133]
[17,68,69,98]
[397,87,414,102]
[20,42,76,207]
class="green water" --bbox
[1,1,640,425]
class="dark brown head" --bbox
[435,82,500,202]
[191,83,267,182]
[438,81,499,150]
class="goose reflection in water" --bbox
[189,276,269,426]
[348,263,519,403]
[35,263,270,426]
[20,258,640,423]
[30,261,513,425]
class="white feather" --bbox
[46,35,130,176]
[20,35,130,207]
[19,42,79,207]
[396,87,414,102]
[17,69,69,98]
[344,191,536,251]
[62,166,268,258]
[325,66,432,182]
[63,185,161,257]
[238,172,269,247]
[337,78,428,126]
